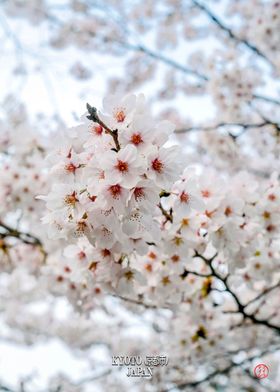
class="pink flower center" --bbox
[124,270,134,280]
[171,255,180,263]
[145,263,153,272]
[201,189,211,198]
[65,163,77,173]
[101,227,111,237]
[101,249,111,257]
[224,206,232,216]
[152,158,164,173]
[131,133,143,145]
[267,224,276,232]
[78,251,86,260]
[109,184,122,198]
[134,187,144,201]
[115,110,126,123]
[148,251,157,260]
[89,195,97,202]
[180,191,190,203]
[161,276,171,286]
[76,220,87,233]
[268,193,276,201]
[92,124,103,135]
[64,191,78,206]
[116,160,128,172]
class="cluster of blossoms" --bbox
[41,94,280,314]
[0,120,47,223]
[41,94,184,297]
[0,111,49,273]
[227,0,280,69]
[198,123,280,177]
[0,92,279,391]
[122,168,280,309]
[207,63,263,122]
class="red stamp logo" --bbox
[254,364,269,379]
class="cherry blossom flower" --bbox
[147,145,182,189]
[119,114,154,151]
[102,144,142,188]
[100,94,137,130]
[172,179,205,215]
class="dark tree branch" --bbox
[181,269,212,278]
[0,221,43,247]
[162,345,280,391]
[253,94,280,106]
[123,42,209,81]
[158,202,173,223]
[0,384,16,392]
[242,368,278,392]
[159,191,171,198]
[86,103,121,151]
[245,281,280,309]
[112,294,165,309]
[0,221,47,263]
[175,121,279,135]
[75,369,112,386]
[194,251,280,334]
[192,0,274,68]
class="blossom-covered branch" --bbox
[163,344,280,391]
[192,0,274,67]
[195,251,280,334]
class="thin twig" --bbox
[245,281,280,309]
[112,294,168,309]
[253,94,280,106]
[192,0,274,68]
[122,42,208,81]
[86,103,120,151]
[0,221,42,246]
[158,202,173,223]
[162,345,280,391]
[194,251,280,334]
[0,221,47,261]
[175,121,274,134]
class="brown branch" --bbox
[0,221,42,246]
[0,221,47,261]
[253,94,280,106]
[180,269,212,278]
[75,369,112,386]
[242,368,278,392]
[162,345,280,391]
[245,281,280,309]
[192,0,274,68]
[86,103,120,151]
[158,202,173,223]
[194,251,280,334]
[122,42,208,81]
[112,294,166,309]
[175,121,274,134]
[159,191,171,198]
